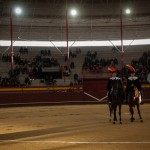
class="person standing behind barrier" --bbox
[107,66,124,104]
[125,64,143,104]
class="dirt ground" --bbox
[0,104,150,150]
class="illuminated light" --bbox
[70,9,77,16]
[14,7,22,15]
[125,8,131,14]
[0,39,150,47]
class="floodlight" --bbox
[14,7,22,15]
[70,9,77,16]
[125,8,131,14]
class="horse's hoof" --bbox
[113,121,116,124]
[120,121,122,124]
[140,119,143,122]
[131,118,135,122]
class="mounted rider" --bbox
[125,64,143,104]
[107,66,124,104]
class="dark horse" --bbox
[108,90,123,124]
[128,85,143,122]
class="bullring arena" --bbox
[0,86,150,150]
[0,101,150,150]
[0,0,150,150]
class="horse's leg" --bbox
[129,106,135,122]
[113,106,117,124]
[109,104,112,122]
[119,105,122,124]
[137,104,143,122]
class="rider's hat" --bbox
[108,66,117,73]
[126,64,135,73]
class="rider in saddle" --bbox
[107,66,124,104]
[125,64,143,104]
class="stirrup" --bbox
[108,101,112,104]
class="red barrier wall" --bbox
[83,78,108,99]
[0,79,149,106]
[82,78,150,101]
[0,92,103,106]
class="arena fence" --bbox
[0,78,149,106]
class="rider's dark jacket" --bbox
[126,76,142,100]
[107,77,124,102]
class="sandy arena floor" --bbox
[0,104,150,150]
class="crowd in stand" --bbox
[123,51,150,83]
[0,47,82,87]
[19,47,28,54]
[82,50,118,73]
[82,50,150,84]
[0,48,150,87]
[0,74,21,87]
[40,49,51,56]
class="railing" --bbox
[0,85,83,93]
